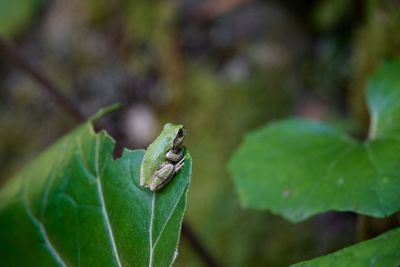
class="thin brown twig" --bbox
[0,37,221,267]
[356,214,368,242]
[0,38,86,123]
[182,223,223,267]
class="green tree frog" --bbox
[140,123,186,191]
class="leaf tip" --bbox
[89,103,125,123]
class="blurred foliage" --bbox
[301,37,350,100]
[351,0,400,132]
[0,78,74,185]
[312,0,354,31]
[0,0,41,38]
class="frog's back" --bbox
[140,123,183,186]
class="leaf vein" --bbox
[94,137,123,267]
[149,193,156,267]
[152,189,186,250]
[23,178,68,267]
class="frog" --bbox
[140,123,186,191]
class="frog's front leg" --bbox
[166,148,184,163]
[172,156,185,175]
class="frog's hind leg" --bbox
[149,162,174,191]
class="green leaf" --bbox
[228,60,400,222]
[0,108,192,266]
[293,228,400,266]
[0,0,41,38]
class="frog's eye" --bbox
[173,127,186,148]
[177,127,186,138]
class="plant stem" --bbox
[356,215,368,242]
[0,38,86,123]
[182,223,223,267]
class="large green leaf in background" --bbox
[229,60,400,222]
[293,228,400,266]
[0,0,41,38]
[0,107,192,266]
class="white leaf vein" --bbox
[95,137,123,267]
[23,178,68,267]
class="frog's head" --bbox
[164,123,186,149]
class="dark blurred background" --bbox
[1,0,399,266]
